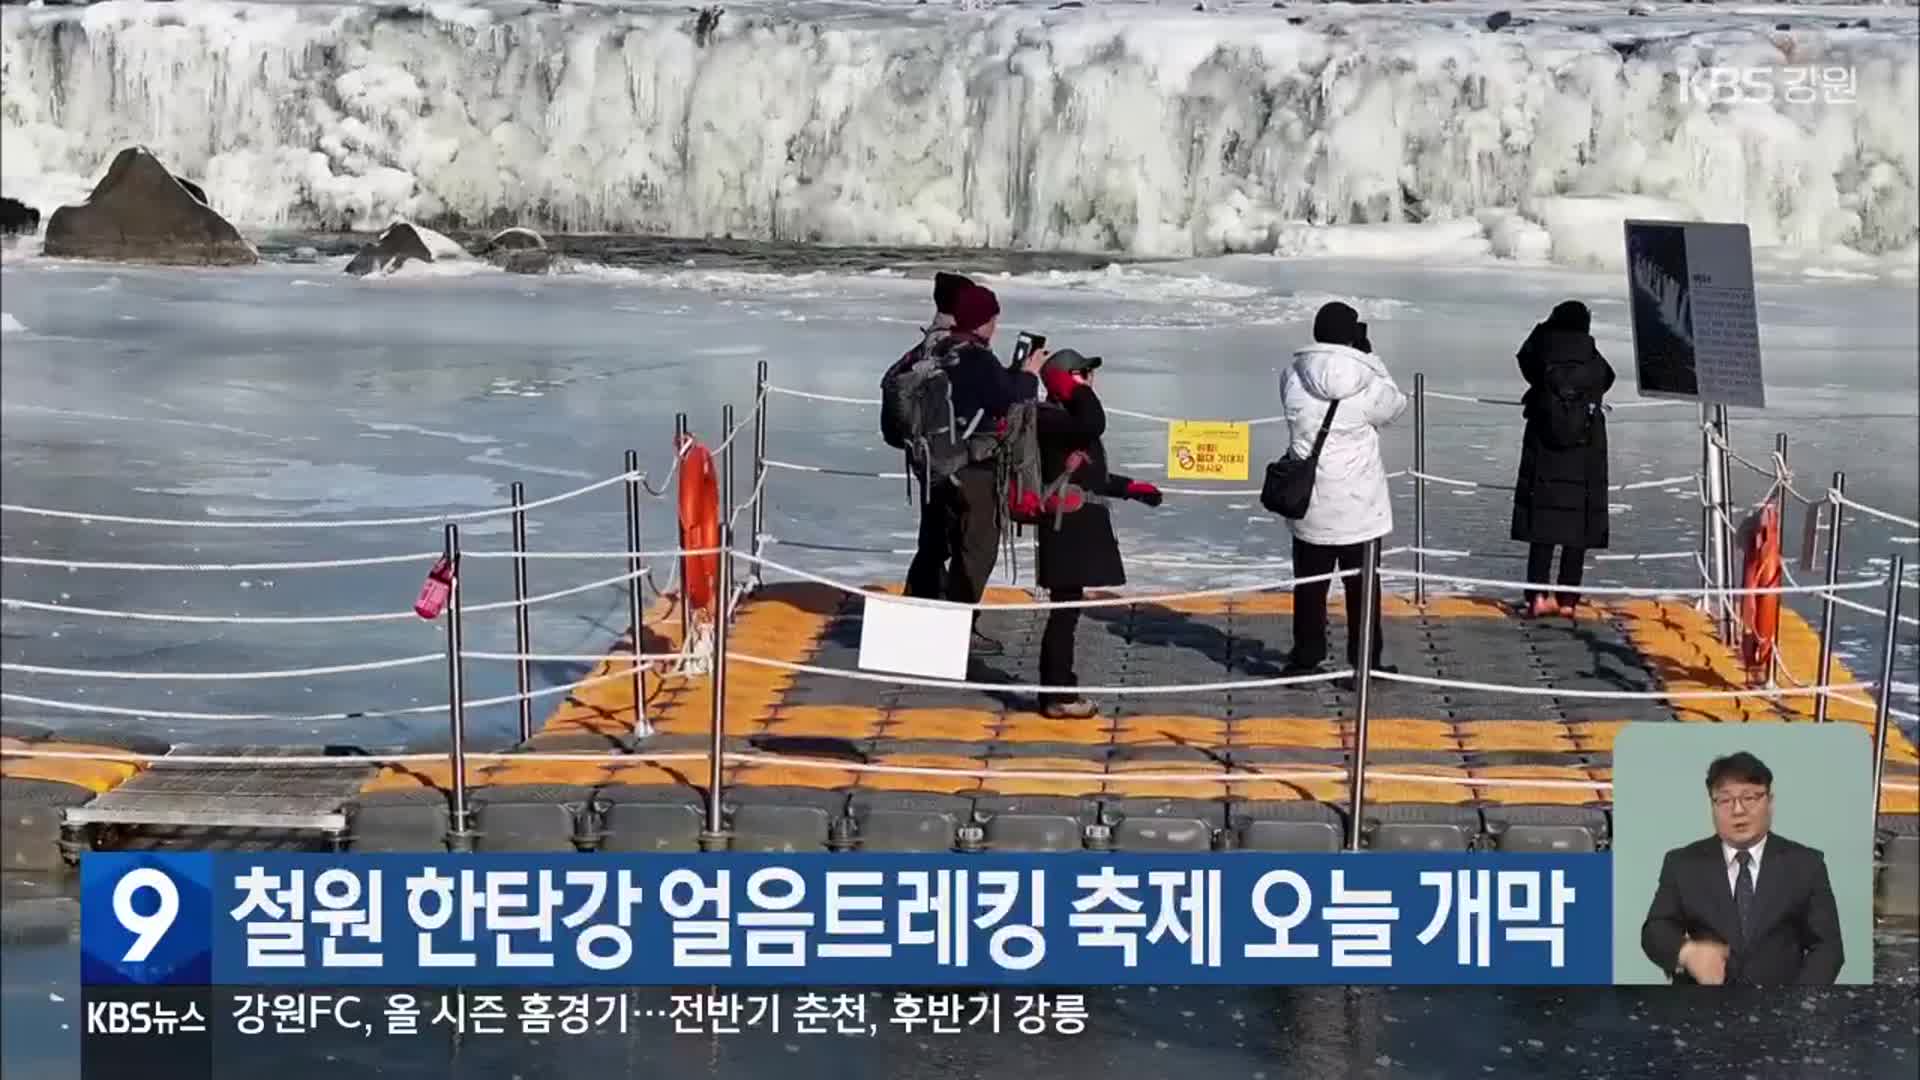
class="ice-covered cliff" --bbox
[2,1,1915,263]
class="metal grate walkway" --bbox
[64,746,379,834]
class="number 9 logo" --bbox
[113,867,180,963]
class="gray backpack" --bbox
[881,337,982,499]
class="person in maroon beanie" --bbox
[888,271,975,593]
[1031,348,1162,718]
[903,282,1045,655]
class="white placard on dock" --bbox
[857,594,972,681]
[1623,219,1766,409]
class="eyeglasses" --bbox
[1711,793,1769,811]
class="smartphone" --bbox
[1010,331,1046,370]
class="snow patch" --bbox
[0,312,24,334]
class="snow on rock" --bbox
[1,2,1915,265]
[43,146,257,265]
[344,220,471,276]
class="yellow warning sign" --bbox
[1167,421,1251,482]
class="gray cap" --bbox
[1044,347,1102,374]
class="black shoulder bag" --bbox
[1260,399,1340,520]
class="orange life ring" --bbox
[677,438,721,617]
[1739,501,1783,685]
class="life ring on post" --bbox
[677,437,721,620]
[1739,501,1783,686]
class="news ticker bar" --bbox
[82,852,1612,987]
[80,986,1090,1080]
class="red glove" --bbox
[1125,481,1163,507]
[1041,365,1081,404]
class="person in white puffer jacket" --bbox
[1278,302,1410,681]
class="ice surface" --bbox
[2,1,1915,269]
[1,248,1914,746]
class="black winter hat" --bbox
[933,272,974,315]
[1312,301,1362,347]
[1547,300,1591,333]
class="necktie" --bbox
[1733,850,1755,940]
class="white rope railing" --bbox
[1,654,443,682]
[736,550,1358,611]
[1424,390,1682,411]
[1378,568,1888,599]
[730,652,1350,695]
[0,470,642,530]
[0,650,697,723]
[763,387,882,407]
[1834,492,1920,532]
[764,459,909,481]
[0,552,439,572]
[0,565,652,626]
[6,745,1914,793]
[463,546,725,561]
[1408,470,1693,494]
[1372,669,1873,702]
[763,384,1288,428]
[1104,406,1288,427]
[0,597,419,625]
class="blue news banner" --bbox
[79,853,1609,1076]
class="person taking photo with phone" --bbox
[1030,348,1162,718]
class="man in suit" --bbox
[1640,751,1844,985]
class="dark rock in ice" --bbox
[498,249,555,275]
[481,227,546,254]
[1486,10,1512,31]
[1775,22,1790,31]
[479,227,551,273]
[44,147,256,266]
[0,196,38,236]
[1287,15,1306,25]
[344,221,438,277]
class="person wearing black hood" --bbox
[1511,300,1615,617]
[1032,348,1162,718]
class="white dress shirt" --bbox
[1723,835,1768,895]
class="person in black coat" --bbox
[1510,300,1614,617]
[1033,349,1162,719]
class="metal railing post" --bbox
[676,412,692,654]
[1869,555,1905,832]
[1698,405,1716,612]
[1702,414,1732,642]
[722,404,736,592]
[1713,405,1738,644]
[1346,539,1381,852]
[752,361,770,591]
[1766,434,1787,687]
[701,508,735,853]
[1412,373,1427,608]
[442,524,473,852]
[624,450,650,738]
[1815,472,1848,723]
[509,482,534,743]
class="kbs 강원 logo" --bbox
[1675,65,1858,107]
[81,853,214,985]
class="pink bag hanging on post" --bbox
[415,556,455,620]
